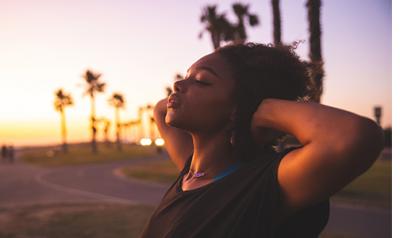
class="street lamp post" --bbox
[373,106,382,127]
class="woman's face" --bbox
[165,52,237,134]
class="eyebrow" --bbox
[187,66,221,79]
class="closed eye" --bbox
[195,80,209,85]
[185,76,210,85]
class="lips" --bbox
[167,93,180,108]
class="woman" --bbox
[139,43,384,238]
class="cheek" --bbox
[167,86,235,131]
[190,94,233,124]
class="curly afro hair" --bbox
[216,42,312,162]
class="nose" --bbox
[173,79,185,93]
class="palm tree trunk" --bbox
[115,107,122,151]
[306,0,324,103]
[60,108,68,153]
[271,0,282,45]
[149,117,155,142]
[104,121,111,147]
[90,95,97,153]
[236,17,246,43]
[138,108,144,143]
[211,32,220,50]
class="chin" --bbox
[165,109,182,127]
[165,109,193,131]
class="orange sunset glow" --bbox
[0,0,391,147]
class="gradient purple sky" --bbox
[0,0,391,146]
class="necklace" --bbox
[192,171,206,178]
[188,160,242,180]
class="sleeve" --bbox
[241,146,304,236]
[270,145,331,236]
[272,145,304,196]
[266,146,304,227]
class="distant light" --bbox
[155,138,164,146]
[140,138,152,146]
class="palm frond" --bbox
[109,92,125,108]
[54,88,73,111]
[232,3,248,17]
[249,14,259,26]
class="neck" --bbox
[188,129,239,179]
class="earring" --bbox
[230,130,235,146]
[229,109,236,146]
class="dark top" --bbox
[139,146,330,238]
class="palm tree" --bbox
[231,3,259,44]
[109,93,125,151]
[175,73,184,81]
[271,0,282,45]
[103,119,111,146]
[54,89,73,153]
[165,73,182,96]
[165,86,173,96]
[199,5,234,50]
[147,104,156,142]
[83,69,106,153]
[306,0,324,103]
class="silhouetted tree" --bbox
[54,89,73,153]
[109,93,125,151]
[147,104,156,142]
[374,106,382,127]
[199,5,235,50]
[83,69,106,153]
[166,74,183,96]
[271,0,282,45]
[96,117,111,146]
[176,73,184,80]
[103,119,111,146]
[165,86,173,96]
[306,0,324,102]
[231,3,259,44]
[199,4,259,50]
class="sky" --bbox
[0,0,392,146]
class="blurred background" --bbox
[0,0,392,237]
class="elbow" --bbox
[357,117,385,156]
[337,117,385,170]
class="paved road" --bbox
[0,155,391,237]
[0,155,169,207]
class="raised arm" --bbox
[153,98,193,171]
[251,98,384,216]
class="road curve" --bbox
[0,155,391,237]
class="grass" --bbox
[0,202,375,238]
[0,202,350,238]
[0,203,156,238]
[122,152,392,209]
[20,143,160,167]
[122,159,180,184]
